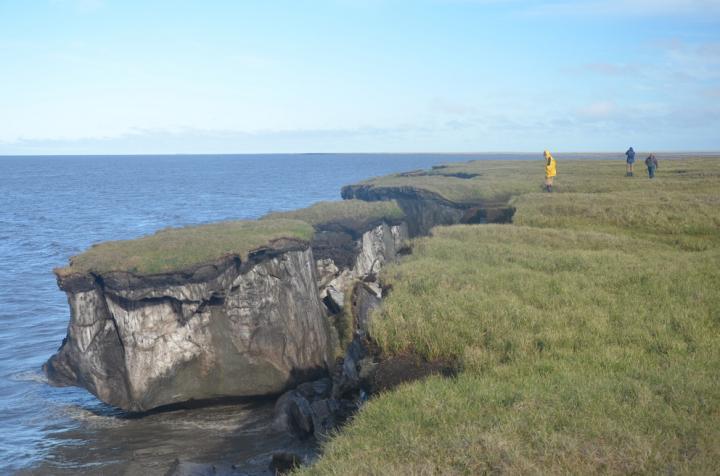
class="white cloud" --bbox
[0,124,434,155]
[703,86,720,97]
[429,98,479,116]
[577,100,617,119]
[655,39,720,81]
[575,38,720,103]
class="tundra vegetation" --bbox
[56,218,314,276]
[263,199,404,230]
[300,157,720,475]
[57,200,405,277]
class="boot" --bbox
[546,185,552,193]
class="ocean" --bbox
[0,153,550,474]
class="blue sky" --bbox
[0,0,718,154]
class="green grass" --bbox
[349,156,720,205]
[60,200,403,277]
[57,218,314,276]
[348,162,534,205]
[262,199,404,231]
[299,157,720,475]
[513,191,720,251]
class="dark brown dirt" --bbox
[368,352,457,394]
[461,206,515,224]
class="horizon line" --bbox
[2,150,720,158]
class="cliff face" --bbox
[272,223,411,441]
[340,184,515,236]
[353,222,408,277]
[315,222,408,315]
[45,240,333,412]
[44,217,410,413]
[340,185,465,236]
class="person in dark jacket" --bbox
[645,153,658,178]
[625,147,636,176]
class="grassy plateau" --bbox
[59,200,404,277]
[300,156,720,475]
[56,218,314,276]
[263,199,405,231]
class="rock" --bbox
[333,337,368,398]
[322,286,345,314]
[333,397,362,426]
[313,220,408,283]
[352,282,382,333]
[288,394,314,438]
[310,398,340,438]
[340,352,359,388]
[269,452,303,474]
[345,336,367,364]
[364,281,382,298]
[320,268,353,315]
[391,223,409,250]
[358,357,378,383]
[309,230,358,270]
[315,258,339,289]
[341,185,466,237]
[273,376,333,435]
[295,381,316,399]
[276,392,351,441]
[317,220,405,315]
[332,269,354,291]
[353,223,396,277]
[311,377,333,398]
[271,390,298,433]
[352,222,409,278]
[295,377,332,400]
[274,339,374,439]
[45,244,334,412]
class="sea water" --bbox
[0,153,539,474]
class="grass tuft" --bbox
[298,156,720,475]
[350,156,720,205]
[56,218,314,276]
[263,199,404,231]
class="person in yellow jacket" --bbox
[544,150,557,192]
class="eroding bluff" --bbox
[44,239,333,412]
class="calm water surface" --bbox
[3,153,550,474]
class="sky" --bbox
[0,0,719,154]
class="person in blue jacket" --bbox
[645,153,658,179]
[625,147,636,176]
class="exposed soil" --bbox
[365,344,457,394]
[310,230,359,270]
[398,168,481,180]
[461,206,516,224]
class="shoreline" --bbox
[37,155,720,474]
